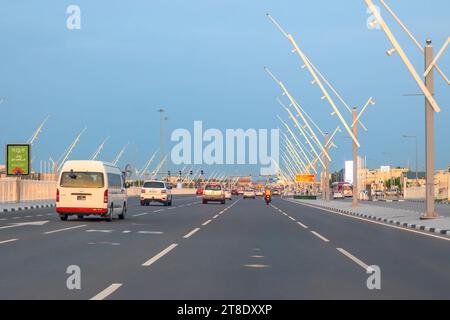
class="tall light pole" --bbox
[352,108,358,208]
[164,116,169,182]
[424,40,437,219]
[402,134,418,184]
[157,108,165,180]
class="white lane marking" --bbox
[289,216,296,221]
[243,264,269,268]
[136,231,163,235]
[122,230,131,233]
[167,207,177,210]
[337,248,369,270]
[287,199,450,242]
[142,243,178,267]
[90,283,123,300]
[0,238,18,245]
[310,231,330,243]
[202,219,212,226]
[44,224,87,235]
[213,215,219,219]
[25,216,32,218]
[12,217,20,220]
[250,255,264,258]
[154,209,164,212]
[297,221,309,229]
[86,230,114,233]
[183,227,200,239]
[37,214,43,217]
[132,212,152,217]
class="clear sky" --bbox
[0,0,449,175]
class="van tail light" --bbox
[56,189,60,203]
[104,189,109,203]
[141,189,145,193]
[161,189,166,194]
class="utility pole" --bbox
[423,39,438,219]
[352,108,358,208]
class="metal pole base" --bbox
[420,213,439,220]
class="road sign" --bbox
[295,174,315,183]
[6,144,30,176]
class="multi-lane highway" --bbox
[1,194,450,300]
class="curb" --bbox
[289,199,450,236]
[1,203,56,213]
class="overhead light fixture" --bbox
[386,48,397,56]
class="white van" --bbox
[56,161,128,221]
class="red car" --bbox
[196,188,204,196]
[231,188,239,196]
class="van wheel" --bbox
[118,203,126,220]
[168,199,172,206]
[59,215,68,221]
[106,204,114,222]
[140,201,145,206]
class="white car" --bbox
[224,189,232,200]
[243,189,256,199]
[56,160,128,221]
[140,180,173,206]
[203,183,226,204]
[255,190,264,197]
[333,191,344,199]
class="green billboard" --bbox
[6,144,31,176]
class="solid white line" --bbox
[297,221,308,229]
[44,224,87,235]
[310,231,330,242]
[287,199,450,242]
[337,248,369,270]
[202,220,212,226]
[183,227,200,239]
[132,212,151,217]
[90,283,122,300]
[0,238,18,245]
[142,243,178,267]
[137,231,163,234]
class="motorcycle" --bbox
[264,194,271,205]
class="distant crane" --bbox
[138,149,158,178]
[56,128,87,172]
[112,142,129,166]
[28,115,50,146]
[151,156,167,179]
[90,137,109,161]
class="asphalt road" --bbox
[1,194,450,299]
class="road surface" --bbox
[1,194,450,299]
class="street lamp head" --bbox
[386,48,397,56]
[426,38,432,45]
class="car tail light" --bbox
[56,189,60,202]
[161,189,166,194]
[104,189,109,203]
[141,189,145,193]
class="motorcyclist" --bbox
[264,188,272,205]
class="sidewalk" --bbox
[289,198,450,236]
[0,200,56,213]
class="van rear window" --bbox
[143,181,165,188]
[60,172,104,188]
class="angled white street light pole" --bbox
[266,14,360,147]
[366,0,448,218]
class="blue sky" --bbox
[0,0,449,175]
